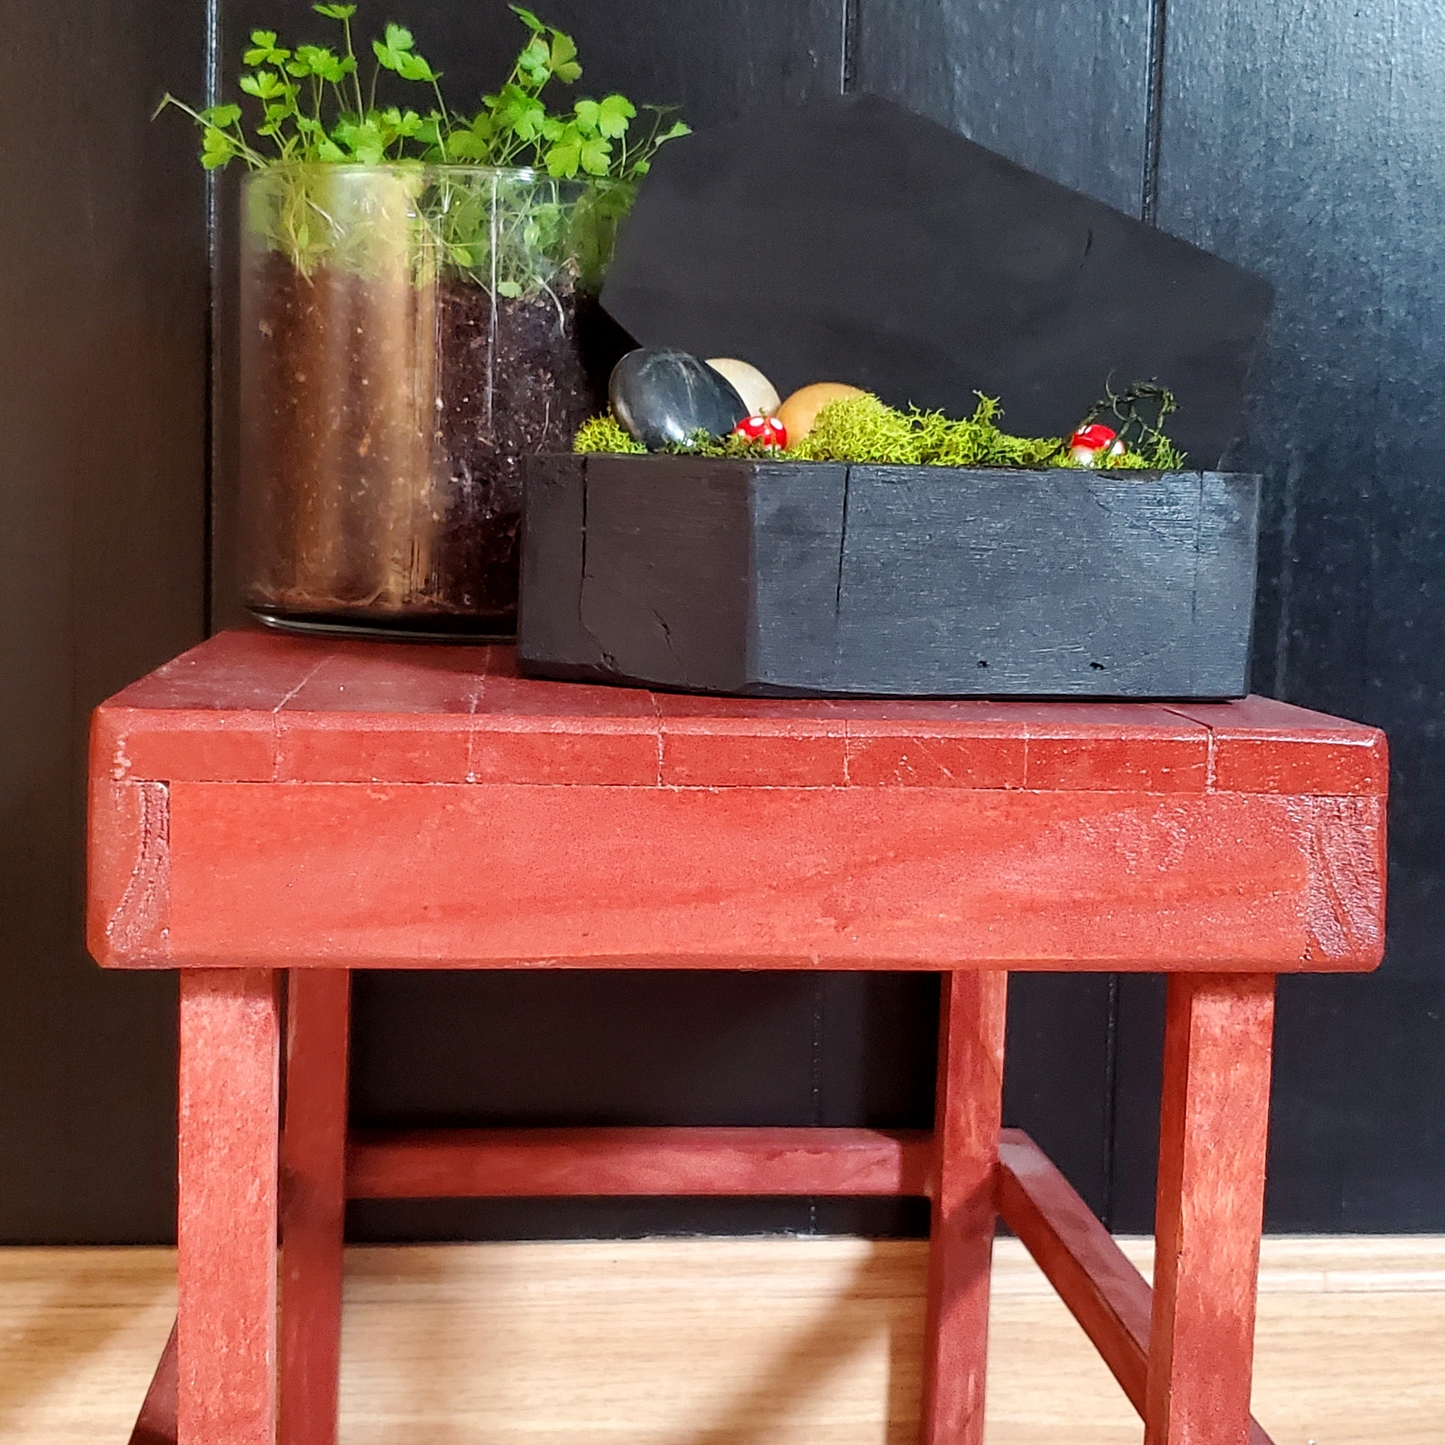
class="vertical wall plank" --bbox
[853,0,1155,214]
[853,0,1157,1223]
[1109,0,1445,1231]
[212,0,881,1246]
[1001,976,1116,1218]
[0,0,207,1243]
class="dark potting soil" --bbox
[241,253,628,635]
[429,277,616,628]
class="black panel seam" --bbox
[203,0,220,637]
[809,974,825,1235]
[1102,973,1120,1230]
[1141,0,1168,225]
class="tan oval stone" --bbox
[775,383,868,443]
[705,358,781,418]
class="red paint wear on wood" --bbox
[842,726,1026,789]
[661,727,850,788]
[95,704,277,786]
[87,775,171,966]
[90,634,1387,976]
[178,970,282,1445]
[110,628,327,711]
[277,714,474,786]
[280,971,351,1445]
[86,634,1385,1445]
[1146,975,1276,1445]
[1293,795,1388,965]
[346,1126,933,1199]
[921,971,1008,1445]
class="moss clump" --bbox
[795,393,1073,467]
[571,390,1182,470]
[790,393,931,463]
[574,412,646,454]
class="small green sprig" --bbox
[158,10,449,168]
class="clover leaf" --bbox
[596,94,635,138]
[244,30,291,66]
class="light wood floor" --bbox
[2,1236,1443,1444]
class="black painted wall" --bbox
[3,0,1440,1243]
[0,0,207,1243]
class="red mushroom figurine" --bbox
[733,414,788,449]
[1068,422,1127,466]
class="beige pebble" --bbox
[705,358,781,418]
[775,383,868,443]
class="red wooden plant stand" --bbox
[87,631,1388,1445]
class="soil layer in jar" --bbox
[429,275,620,631]
[241,254,625,635]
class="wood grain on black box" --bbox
[519,455,1260,699]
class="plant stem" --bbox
[342,13,364,115]
[432,79,449,159]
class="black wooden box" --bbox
[518,454,1260,699]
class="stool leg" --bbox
[280,970,352,1445]
[1145,973,1275,1445]
[178,969,282,1445]
[920,970,1008,1445]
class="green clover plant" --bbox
[159,5,688,292]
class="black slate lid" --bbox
[600,94,1274,467]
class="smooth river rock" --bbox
[610,348,749,451]
[706,358,782,417]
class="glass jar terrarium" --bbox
[239,164,631,637]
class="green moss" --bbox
[572,391,1178,470]
[791,394,929,463]
[795,393,1071,468]
[574,412,646,454]
[1134,436,1187,470]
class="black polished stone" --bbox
[609,348,749,451]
